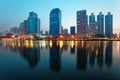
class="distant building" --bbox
[63,29,68,35]
[0,32,2,37]
[61,26,63,34]
[50,8,61,36]
[105,12,113,37]
[27,12,40,34]
[77,10,87,37]
[10,27,19,35]
[45,31,49,36]
[70,26,75,35]
[20,20,28,36]
[97,12,104,35]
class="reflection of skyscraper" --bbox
[70,41,75,54]
[49,41,61,72]
[19,41,40,68]
[97,42,103,68]
[70,45,75,54]
[50,8,61,36]
[77,41,87,71]
[105,41,112,67]
[77,10,87,37]
[89,48,96,67]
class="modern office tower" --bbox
[105,12,113,37]
[77,10,87,37]
[70,26,75,35]
[97,12,104,35]
[89,13,98,36]
[89,13,95,24]
[27,12,40,34]
[89,22,98,36]
[50,8,61,36]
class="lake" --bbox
[0,40,120,80]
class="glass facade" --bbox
[105,12,113,37]
[77,10,87,37]
[97,12,104,35]
[50,8,61,36]
[70,26,75,35]
[27,12,40,34]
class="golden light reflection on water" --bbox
[25,40,29,48]
[117,41,120,51]
[59,40,63,48]
[70,41,75,48]
[49,40,53,48]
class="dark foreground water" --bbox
[0,40,120,80]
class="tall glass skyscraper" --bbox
[50,8,61,36]
[89,13,95,24]
[105,12,113,37]
[77,10,87,37]
[27,12,40,34]
[97,12,104,35]
[89,13,98,36]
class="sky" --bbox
[0,0,120,34]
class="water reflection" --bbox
[49,41,61,72]
[0,40,114,70]
[77,41,87,71]
[105,41,112,67]
[19,40,40,68]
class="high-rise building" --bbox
[77,10,87,37]
[89,13,98,36]
[27,12,40,34]
[105,12,113,37]
[70,26,75,35]
[89,22,98,36]
[97,12,104,35]
[89,13,95,24]
[50,8,61,36]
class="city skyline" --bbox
[0,0,120,34]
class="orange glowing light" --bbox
[50,35,53,38]
[71,35,75,38]
[60,35,63,39]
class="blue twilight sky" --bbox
[0,0,120,33]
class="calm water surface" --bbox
[0,40,120,80]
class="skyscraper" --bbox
[89,13,95,24]
[97,12,104,35]
[27,12,40,34]
[77,10,87,37]
[105,12,113,37]
[50,8,61,36]
[89,13,98,36]
[70,26,75,35]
